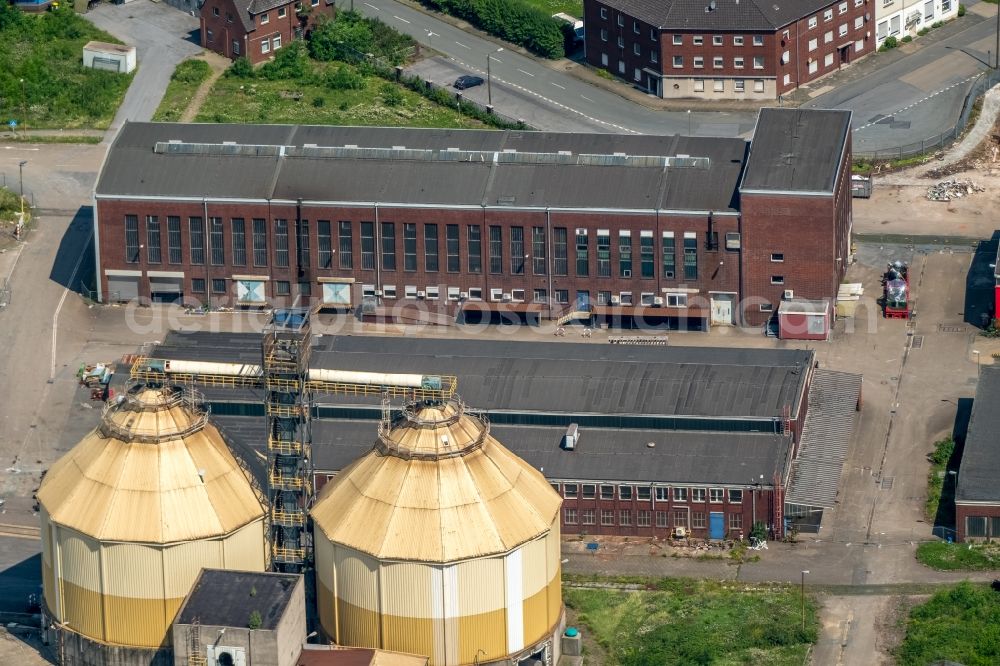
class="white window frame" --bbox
[808,16,818,29]
[383,284,397,299]
[261,38,270,54]
[404,285,418,299]
[600,6,607,18]
[468,287,483,301]
[640,292,655,305]
[426,285,440,300]
[666,293,688,307]
[713,79,724,92]
[511,288,525,302]
[693,35,704,45]
[693,78,705,92]
[839,23,848,36]
[362,283,376,297]
[278,6,286,17]
[447,286,460,301]
[490,288,503,302]
[839,1,848,13]
[824,8,833,20]
[770,253,785,262]
[825,30,834,43]
[824,52,834,67]
[854,15,864,28]
[712,35,723,45]
[808,37,818,51]
[734,56,744,68]
[753,34,764,45]
[272,34,281,50]
[734,78,745,92]
[673,34,683,45]
[733,35,744,45]
[713,56,724,68]
[753,56,764,69]
[260,12,269,24]
[673,55,684,68]
[754,79,765,92]
[771,275,785,285]
[693,56,704,68]
[620,291,633,305]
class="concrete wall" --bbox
[51,622,173,666]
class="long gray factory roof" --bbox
[96,122,749,213]
[214,416,791,486]
[957,366,1000,504]
[741,108,851,194]
[151,331,812,419]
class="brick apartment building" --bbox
[93,108,852,328]
[583,0,873,99]
[956,365,1000,541]
[200,0,334,64]
[143,333,863,539]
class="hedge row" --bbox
[423,0,564,59]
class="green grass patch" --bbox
[917,541,1000,570]
[153,59,213,122]
[896,582,1000,665]
[565,579,819,665]
[926,436,955,520]
[3,133,101,144]
[0,4,133,129]
[0,186,26,222]
[520,0,582,18]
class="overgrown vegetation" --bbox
[917,541,1000,570]
[925,436,955,520]
[0,187,26,222]
[896,582,1000,665]
[0,4,132,129]
[565,579,818,665]
[153,59,213,122]
[879,36,899,51]
[309,11,415,65]
[422,0,565,58]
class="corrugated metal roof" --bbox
[741,108,851,193]
[310,402,561,562]
[96,122,748,213]
[957,366,1000,503]
[37,387,265,543]
[607,0,835,31]
[176,569,299,629]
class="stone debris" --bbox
[926,179,986,201]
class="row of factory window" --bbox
[556,482,744,504]
[964,516,1000,539]
[123,216,720,281]
[360,285,690,307]
[564,508,744,530]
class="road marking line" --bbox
[517,68,535,77]
[455,41,471,49]
[363,2,379,8]
[551,82,565,89]
[393,15,410,23]
[580,94,594,102]
[52,224,93,381]
[853,74,978,132]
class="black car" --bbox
[453,75,485,90]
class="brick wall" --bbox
[201,0,334,65]
[956,503,1000,542]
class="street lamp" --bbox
[20,78,26,133]
[687,109,692,136]
[800,570,809,630]
[18,160,27,216]
[973,350,981,376]
[487,47,504,108]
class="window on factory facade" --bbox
[674,487,688,502]
[446,224,460,272]
[191,278,205,293]
[231,218,246,266]
[532,227,546,275]
[683,233,698,279]
[637,510,651,526]
[338,221,353,269]
[600,484,615,500]
[424,224,439,272]
[403,224,417,271]
[468,287,482,300]
[655,486,669,502]
[691,488,706,502]
[383,285,396,298]
[639,231,654,278]
[564,508,578,524]
[510,226,525,274]
[662,232,675,278]
[729,489,743,503]
[771,275,785,284]
[582,483,596,499]
[596,230,611,277]
[167,217,182,264]
[601,509,615,525]
[212,278,226,294]
[553,227,568,275]
[620,510,631,526]
[298,281,311,296]
[710,488,724,503]
[489,225,503,274]
[692,512,706,528]
[533,289,547,303]
[275,280,290,296]
[146,216,161,264]
[209,217,225,265]
[575,228,589,276]
[655,511,668,528]
[619,231,632,277]
[596,290,610,305]
[555,289,569,304]
[582,509,595,525]
[274,219,289,268]
[637,486,651,501]
[361,222,376,270]
[189,217,204,265]
[666,293,687,307]
[673,510,688,527]
[318,221,332,268]
[381,223,396,271]
[729,513,743,530]
[467,225,482,273]
[252,219,267,267]
[619,485,633,500]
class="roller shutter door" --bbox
[106,276,139,302]
[149,276,183,303]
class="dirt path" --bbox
[179,52,230,123]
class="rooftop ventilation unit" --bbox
[564,423,579,450]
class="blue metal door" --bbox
[576,291,590,310]
[709,512,725,540]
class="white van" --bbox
[552,13,585,43]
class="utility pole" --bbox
[800,570,809,630]
[487,47,503,108]
[20,78,26,133]
[18,160,27,217]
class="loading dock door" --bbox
[709,512,725,540]
[149,276,184,303]
[106,275,139,302]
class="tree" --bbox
[309,14,374,62]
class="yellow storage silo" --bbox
[311,399,564,666]
[37,384,267,656]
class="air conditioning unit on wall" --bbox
[783,289,794,300]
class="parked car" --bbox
[453,75,484,90]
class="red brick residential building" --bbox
[93,108,852,328]
[200,0,334,64]
[583,0,874,99]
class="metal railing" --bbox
[854,68,1000,162]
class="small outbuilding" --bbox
[778,298,832,341]
[83,41,137,74]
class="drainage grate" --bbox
[911,336,924,349]
[881,477,895,490]
[939,325,966,333]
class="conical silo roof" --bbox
[37,385,265,543]
[311,399,561,562]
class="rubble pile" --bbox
[926,179,986,202]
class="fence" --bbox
[854,68,1000,162]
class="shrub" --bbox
[422,0,564,58]
[380,82,404,106]
[312,96,325,107]
[247,610,262,630]
[326,64,365,90]
[958,3,966,15]
[901,35,913,42]
[227,57,255,79]
[918,27,929,35]
[259,41,310,80]
[310,13,374,62]
[879,36,898,51]
[171,59,212,85]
